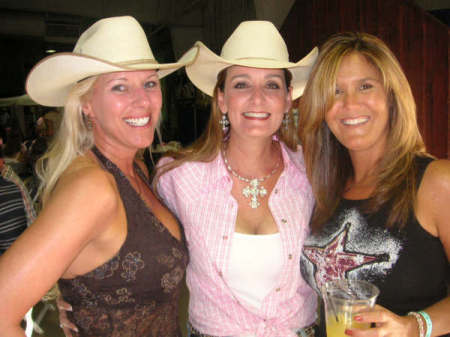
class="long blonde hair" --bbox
[37,74,164,205]
[154,68,298,185]
[299,32,427,232]
[36,77,98,205]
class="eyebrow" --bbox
[105,73,158,84]
[336,76,381,84]
[229,73,284,81]
[358,77,380,82]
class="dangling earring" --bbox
[282,112,289,130]
[219,113,230,132]
[292,108,299,128]
[82,112,93,130]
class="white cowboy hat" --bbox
[26,16,190,107]
[184,20,318,99]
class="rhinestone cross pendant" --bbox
[242,179,267,209]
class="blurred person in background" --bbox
[0,145,36,255]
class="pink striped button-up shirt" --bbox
[157,142,316,337]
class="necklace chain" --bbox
[222,146,280,209]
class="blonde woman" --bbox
[299,32,450,337]
[156,21,318,337]
[0,16,191,337]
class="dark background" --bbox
[0,0,448,154]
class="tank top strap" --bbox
[414,155,434,188]
[133,161,153,190]
[91,146,152,190]
[91,146,125,177]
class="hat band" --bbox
[233,56,287,62]
[117,58,159,66]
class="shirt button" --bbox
[276,287,281,292]
[281,219,287,223]
[223,235,228,240]
[274,189,278,194]
[288,254,292,259]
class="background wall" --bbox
[281,0,449,159]
[0,0,448,152]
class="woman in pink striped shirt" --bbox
[155,21,319,337]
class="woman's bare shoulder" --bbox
[421,159,450,193]
[417,159,450,246]
[52,154,119,210]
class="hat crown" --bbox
[73,16,156,64]
[221,21,289,62]
[26,15,185,107]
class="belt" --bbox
[298,323,316,337]
[188,322,316,337]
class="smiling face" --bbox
[217,66,292,142]
[82,70,162,154]
[325,52,389,157]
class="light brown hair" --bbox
[299,31,428,232]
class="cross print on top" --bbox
[243,179,267,209]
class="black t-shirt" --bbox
[301,156,449,336]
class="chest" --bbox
[230,172,281,234]
[301,205,448,302]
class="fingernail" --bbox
[353,315,362,321]
[345,329,353,336]
[68,305,73,311]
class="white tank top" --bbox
[224,232,283,314]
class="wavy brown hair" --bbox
[154,68,297,187]
[299,32,428,232]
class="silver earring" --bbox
[219,113,230,132]
[282,112,289,130]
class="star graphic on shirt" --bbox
[303,223,381,289]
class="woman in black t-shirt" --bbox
[299,32,449,337]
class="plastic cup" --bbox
[322,279,379,337]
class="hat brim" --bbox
[26,53,185,107]
[185,41,318,99]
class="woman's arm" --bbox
[0,166,118,336]
[349,159,450,337]
[414,159,450,336]
[155,157,182,217]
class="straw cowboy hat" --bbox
[26,16,191,107]
[184,20,318,99]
